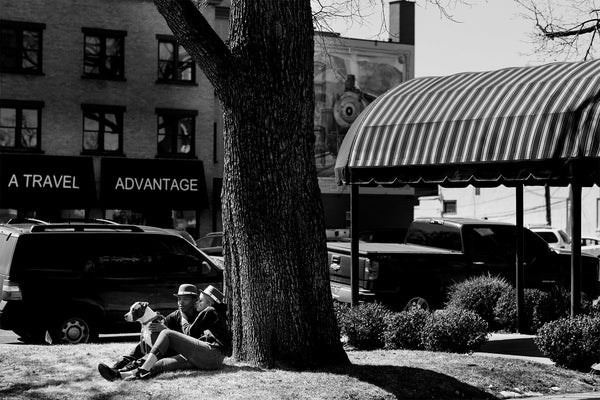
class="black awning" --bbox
[0,154,96,209]
[100,157,208,210]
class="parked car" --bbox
[328,217,600,311]
[529,226,571,250]
[195,231,223,256]
[0,222,223,344]
[582,237,600,257]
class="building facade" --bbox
[1,0,417,239]
[0,0,228,237]
[415,185,600,238]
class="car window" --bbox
[12,234,92,278]
[196,234,222,248]
[405,222,462,251]
[535,231,558,244]
[90,234,160,279]
[156,235,219,279]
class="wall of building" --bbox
[416,185,600,238]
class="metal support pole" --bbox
[570,178,582,316]
[515,184,525,333]
[350,184,360,306]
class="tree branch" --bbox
[154,0,236,103]
[540,18,600,38]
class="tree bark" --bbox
[154,0,349,368]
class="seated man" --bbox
[98,284,231,381]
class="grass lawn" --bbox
[1,341,600,399]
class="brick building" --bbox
[0,0,417,239]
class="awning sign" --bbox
[101,158,208,209]
[0,154,96,209]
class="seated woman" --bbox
[99,284,231,381]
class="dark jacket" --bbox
[188,304,232,357]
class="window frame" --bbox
[155,108,197,158]
[155,34,196,85]
[81,27,126,80]
[443,200,457,214]
[0,99,44,152]
[81,104,125,155]
[0,20,45,75]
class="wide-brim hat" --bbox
[173,283,199,297]
[201,285,224,304]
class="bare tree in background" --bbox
[516,0,600,60]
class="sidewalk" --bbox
[477,333,600,400]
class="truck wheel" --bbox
[403,297,429,312]
[51,315,97,344]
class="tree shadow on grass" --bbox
[329,363,498,400]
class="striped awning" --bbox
[334,59,600,186]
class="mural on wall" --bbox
[314,48,408,176]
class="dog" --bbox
[124,301,165,354]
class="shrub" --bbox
[535,314,600,371]
[336,302,392,350]
[384,307,430,350]
[494,288,570,333]
[445,274,511,330]
[420,308,489,353]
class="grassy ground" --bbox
[1,342,600,400]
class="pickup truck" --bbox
[328,217,600,311]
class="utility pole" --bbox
[545,184,552,226]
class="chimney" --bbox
[389,0,415,45]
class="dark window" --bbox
[156,108,196,156]
[405,221,463,251]
[535,231,558,244]
[0,20,44,74]
[0,100,43,151]
[81,104,124,154]
[82,28,125,79]
[91,235,159,279]
[443,200,457,214]
[156,35,195,83]
[155,235,219,280]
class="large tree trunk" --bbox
[155,0,349,368]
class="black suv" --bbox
[0,222,223,344]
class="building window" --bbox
[443,200,457,214]
[81,104,125,154]
[156,35,195,83]
[0,20,45,74]
[0,100,43,151]
[156,109,196,157]
[82,28,126,79]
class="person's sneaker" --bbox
[124,368,152,381]
[98,363,122,381]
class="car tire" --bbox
[50,314,97,344]
[403,296,430,312]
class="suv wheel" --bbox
[51,315,96,344]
